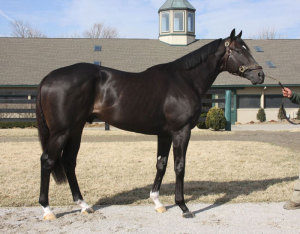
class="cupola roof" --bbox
[158,0,196,12]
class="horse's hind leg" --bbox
[150,135,172,213]
[62,131,94,214]
[39,131,69,220]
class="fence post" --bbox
[225,90,231,131]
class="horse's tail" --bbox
[36,77,67,184]
[36,81,49,152]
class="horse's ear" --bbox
[230,29,236,40]
[237,30,242,38]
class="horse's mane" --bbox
[171,38,222,70]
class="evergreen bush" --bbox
[277,104,285,120]
[256,108,266,122]
[205,107,226,131]
[297,108,300,120]
[197,112,208,129]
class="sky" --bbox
[0,0,300,39]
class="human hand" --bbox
[282,87,292,98]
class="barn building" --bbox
[1,0,300,124]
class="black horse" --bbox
[36,29,264,220]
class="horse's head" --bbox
[222,29,264,85]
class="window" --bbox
[94,45,101,51]
[265,95,299,108]
[174,12,184,31]
[254,46,264,52]
[161,12,170,32]
[266,61,276,68]
[94,61,101,66]
[187,12,194,32]
[237,95,260,108]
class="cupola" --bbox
[158,0,196,45]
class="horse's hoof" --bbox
[182,211,195,218]
[155,206,167,213]
[43,213,56,221]
[82,207,94,215]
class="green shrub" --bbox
[205,107,226,131]
[197,112,208,129]
[277,104,285,120]
[297,108,300,120]
[256,108,266,122]
[0,121,37,129]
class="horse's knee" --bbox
[40,153,56,171]
[174,162,185,177]
[156,156,167,173]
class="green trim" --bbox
[0,85,38,88]
[225,90,232,131]
[231,90,237,124]
[159,33,195,37]
[238,93,261,96]
[159,8,196,12]
[212,94,216,107]
[211,84,300,88]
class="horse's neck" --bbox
[181,47,225,96]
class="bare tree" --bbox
[11,20,47,38]
[101,27,118,39]
[254,27,284,39]
[83,23,118,38]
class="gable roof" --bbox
[0,37,299,87]
[159,0,196,12]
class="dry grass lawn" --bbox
[0,128,299,207]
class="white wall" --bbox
[236,86,300,124]
[237,108,299,123]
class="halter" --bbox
[223,40,262,76]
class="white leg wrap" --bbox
[76,199,91,212]
[42,206,53,217]
[150,191,164,209]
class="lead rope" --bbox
[266,75,300,125]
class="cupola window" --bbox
[187,12,194,32]
[161,12,170,32]
[174,11,184,31]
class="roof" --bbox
[159,0,195,12]
[0,37,300,87]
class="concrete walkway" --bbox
[232,123,300,131]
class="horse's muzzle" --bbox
[248,70,265,85]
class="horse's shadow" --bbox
[93,176,297,214]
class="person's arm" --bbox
[282,87,300,104]
[290,92,300,104]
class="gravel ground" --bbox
[1,123,300,233]
[1,203,299,233]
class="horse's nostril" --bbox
[258,72,264,78]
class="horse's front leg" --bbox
[150,135,172,213]
[172,125,194,218]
